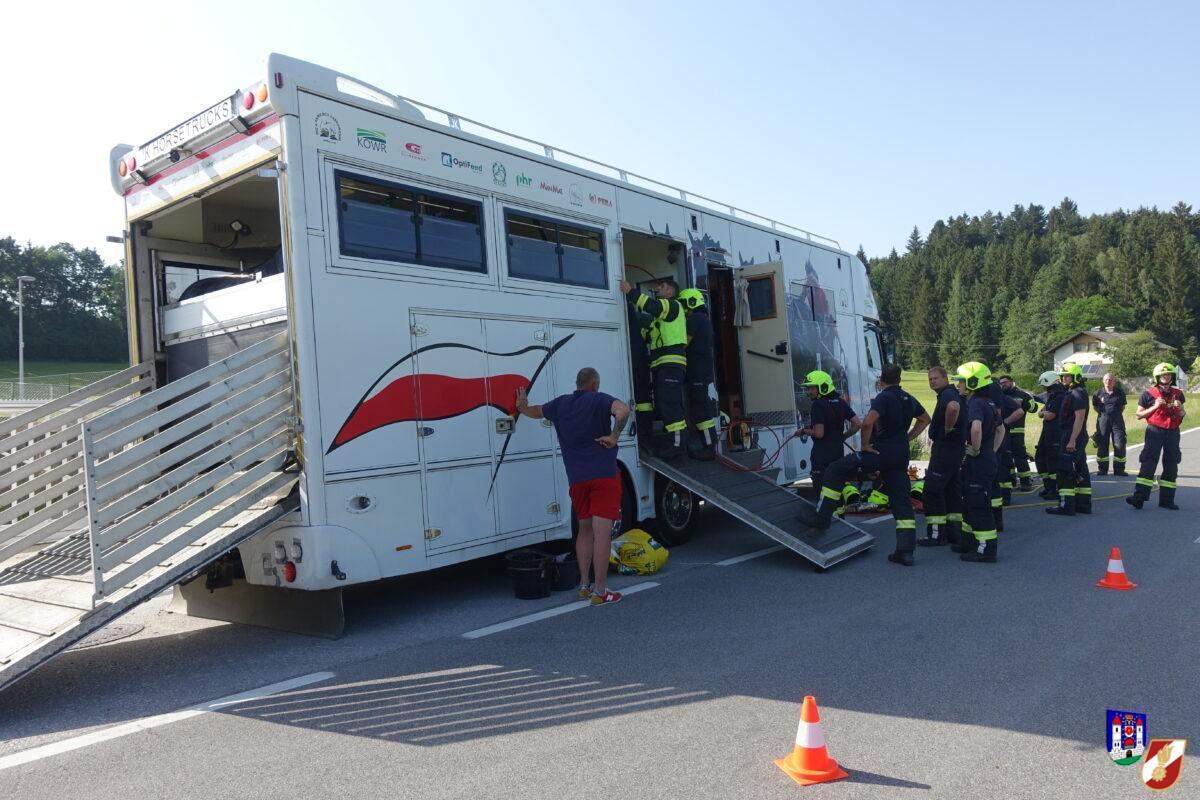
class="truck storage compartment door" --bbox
[411,313,493,464]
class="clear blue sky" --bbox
[3,0,1197,262]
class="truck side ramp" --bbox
[0,333,296,693]
[642,452,874,569]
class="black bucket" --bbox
[506,550,554,599]
[551,553,580,592]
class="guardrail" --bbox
[82,333,293,605]
[0,363,155,564]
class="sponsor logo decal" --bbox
[1108,710,1148,766]
[356,128,387,152]
[440,152,484,173]
[569,183,583,206]
[1142,739,1186,790]
[539,181,563,195]
[588,192,613,208]
[492,161,507,186]
[515,172,533,187]
[403,142,427,161]
[314,113,341,143]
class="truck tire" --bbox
[652,473,695,546]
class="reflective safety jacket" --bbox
[631,290,687,368]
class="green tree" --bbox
[1053,295,1133,339]
[1106,331,1172,379]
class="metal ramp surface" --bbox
[0,333,296,692]
[642,454,874,569]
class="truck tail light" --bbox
[283,561,297,583]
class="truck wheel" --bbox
[652,475,695,546]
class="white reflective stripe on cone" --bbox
[795,721,826,749]
[1108,560,1124,573]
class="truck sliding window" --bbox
[505,211,606,289]
[335,171,486,273]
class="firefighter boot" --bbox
[887,529,916,566]
[917,520,949,547]
[688,427,716,461]
[656,431,683,460]
[1159,486,1179,511]
[1019,475,1034,491]
[960,536,998,563]
[1075,489,1092,515]
[1126,479,1152,510]
[1114,459,1128,476]
[1038,476,1059,500]
[1097,460,1108,476]
[952,530,976,554]
[1046,494,1076,516]
[945,517,963,547]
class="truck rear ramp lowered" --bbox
[0,334,297,692]
[642,454,873,569]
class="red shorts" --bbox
[569,475,622,521]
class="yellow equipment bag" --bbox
[609,529,669,575]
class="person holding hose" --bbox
[1126,363,1186,510]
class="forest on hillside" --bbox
[0,238,128,362]
[864,199,1199,375]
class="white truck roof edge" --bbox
[267,53,426,123]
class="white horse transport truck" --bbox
[0,54,886,690]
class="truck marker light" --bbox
[283,561,297,583]
[256,85,268,103]
[118,160,128,177]
[395,544,413,552]
[242,91,255,110]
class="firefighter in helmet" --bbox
[954,361,1002,562]
[678,288,718,460]
[1046,362,1092,516]
[1127,362,1186,510]
[799,369,861,494]
[799,364,928,567]
[620,276,687,459]
[1033,370,1065,500]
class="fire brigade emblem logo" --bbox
[314,113,341,143]
[1106,709,1148,766]
[492,161,507,186]
[1142,739,1186,791]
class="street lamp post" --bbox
[17,275,35,402]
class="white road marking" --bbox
[0,671,334,772]
[860,514,895,525]
[715,545,785,566]
[462,582,660,639]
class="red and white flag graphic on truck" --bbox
[329,336,573,452]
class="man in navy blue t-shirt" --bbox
[516,367,631,605]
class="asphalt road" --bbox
[2,433,1197,799]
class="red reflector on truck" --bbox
[283,561,297,582]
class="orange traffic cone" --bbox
[775,695,849,786]
[1096,547,1137,591]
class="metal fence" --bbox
[0,381,76,403]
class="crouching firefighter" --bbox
[800,370,861,494]
[955,362,1002,562]
[799,364,929,566]
[620,278,687,459]
[678,288,718,460]
[1033,371,1065,500]
[1127,362,1186,510]
[1047,362,1092,516]
[917,366,965,548]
